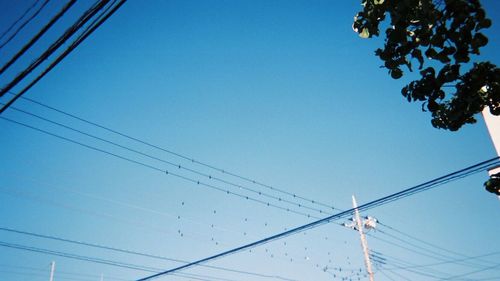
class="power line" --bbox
[0,0,50,49]
[381,251,500,272]
[438,262,500,280]
[378,221,497,267]
[0,238,252,281]
[0,240,160,273]
[370,248,494,279]
[0,226,299,281]
[6,104,328,216]
[0,241,247,281]
[2,171,245,236]
[0,116,317,219]
[137,156,500,280]
[0,0,109,95]
[0,0,117,101]
[3,105,498,281]
[14,102,494,273]
[2,172,350,272]
[0,268,125,281]
[369,232,500,280]
[4,107,498,280]
[0,0,43,42]
[3,118,498,280]
[10,92,339,212]
[0,0,126,115]
[2,113,498,278]
[0,0,77,75]
[0,264,127,281]
[7,102,466,266]
[371,231,473,267]
[374,266,398,281]
[0,184,232,245]
[368,234,463,268]
[373,228,496,269]
[374,253,451,280]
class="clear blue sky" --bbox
[1,1,499,280]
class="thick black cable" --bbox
[0,0,76,75]
[137,156,500,280]
[0,0,126,114]
[0,116,315,218]
[0,0,43,42]
[0,0,110,99]
[354,159,500,213]
[8,92,339,212]
[0,226,299,281]
[6,104,327,215]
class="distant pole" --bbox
[101,273,104,281]
[352,195,375,281]
[49,261,55,281]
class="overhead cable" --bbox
[0,0,46,47]
[373,229,495,269]
[6,104,327,215]
[0,0,41,40]
[378,221,497,267]
[0,0,126,115]
[0,116,315,218]
[0,241,245,281]
[0,226,299,281]
[0,0,115,100]
[136,156,500,281]
[0,0,77,75]
[9,92,339,212]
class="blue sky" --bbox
[0,1,499,280]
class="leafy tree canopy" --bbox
[353,0,500,195]
[353,0,500,131]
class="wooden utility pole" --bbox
[352,195,374,281]
[49,261,55,281]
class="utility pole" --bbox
[49,261,55,281]
[352,195,375,281]
[482,108,500,200]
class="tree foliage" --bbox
[353,0,500,131]
[353,0,500,195]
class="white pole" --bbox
[482,108,500,156]
[100,273,104,281]
[49,261,55,281]
[352,195,375,281]
[482,108,500,201]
